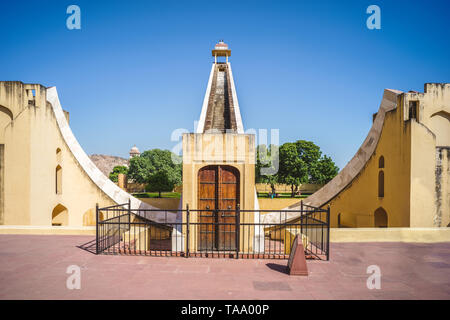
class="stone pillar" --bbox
[118,173,128,191]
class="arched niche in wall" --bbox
[82,208,104,226]
[374,207,388,228]
[52,203,68,226]
[429,111,450,147]
[0,105,13,122]
[0,105,13,143]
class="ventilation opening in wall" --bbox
[379,156,384,168]
[409,101,418,120]
[56,165,62,194]
[56,148,62,162]
[378,170,384,198]
[27,89,35,106]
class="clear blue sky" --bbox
[1,0,449,169]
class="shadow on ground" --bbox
[76,238,97,254]
[266,262,288,275]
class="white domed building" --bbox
[129,145,140,159]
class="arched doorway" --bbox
[198,165,240,251]
[52,204,68,226]
[374,207,388,228]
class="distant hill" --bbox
[89,154,128,177]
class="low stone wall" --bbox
[1,225,449,244]
[331,227,450,243]
[0,226,96,235]
[256,183,322,194]
[138,198,181,211]
[258,198,302,211]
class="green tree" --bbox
[279,143,308,197]
[140,149,180,171]
[127,149,182,192]
[310,155,339,184]
[255,144,279,195]
[128,156,152,183]
[147,168,179,197]
[278,140,339,197]
[109,165,128,183]
[295,140,321,167]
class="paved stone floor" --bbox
[0,235,449,300]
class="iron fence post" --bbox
[95,203,99,254]
[235,204,240,259]
[186,204,190,258]
[326,205,330,261]
[300,200,303,236]
[128,199,131,254]
[128,198,131,226]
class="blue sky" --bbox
[1,0,449,169]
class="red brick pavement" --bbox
[0,235,449,300]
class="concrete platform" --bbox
[0,235,449,300]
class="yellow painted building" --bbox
[1,46,448,235]
[181,42,263,252]
[287,84,450,228]
[0,82,167,228]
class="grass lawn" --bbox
[133,192,181,199]
[133,192,310,199]
[257,192,310,199]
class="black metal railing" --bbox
[95,201,330,260]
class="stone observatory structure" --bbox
[0,43,448,236]
[0,82,171,228]
[264,84,450,229]
[182,41,263,253]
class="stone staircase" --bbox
[203,64,237,133]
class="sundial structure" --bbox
[182,41,263,252]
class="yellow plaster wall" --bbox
[404,84,450,227]
[258,198,303,211]
[325,99,412,228]
[322,84,450,228]
[182,133,255,212]
[331,227,450,243]
[0,82,115,227]
[439,149,450,227]
[182,133,256,251]
[409,120,436,227]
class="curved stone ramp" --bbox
[262,88,402,224]
[46,87,178,224]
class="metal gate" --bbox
[95,200,330,260]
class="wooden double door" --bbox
[198,165,240,251]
